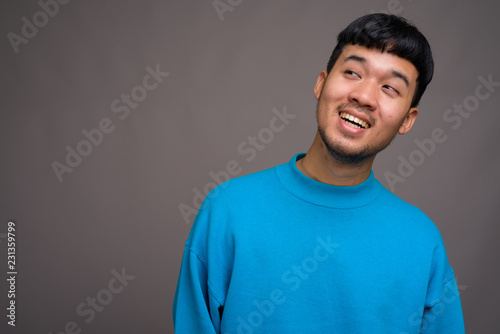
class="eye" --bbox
[345,70,360,78]
[383,85,400,95]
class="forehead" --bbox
[336,44,419,84]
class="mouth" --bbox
[339,111,371,129]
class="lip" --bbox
[338,109,372,128]
[338,115,367,134]
[336,109,371,135]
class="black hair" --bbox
[326,13,434,108]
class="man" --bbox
[173,13,465,333]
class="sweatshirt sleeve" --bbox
[419,238,465,334]
[173,244,223,334]
[420,275,465,333]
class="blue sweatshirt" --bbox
[173,154,465,333]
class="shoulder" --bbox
[375,182,443,242]
[186,164,280,244]
[375,183,455,278]
[202,164,280,207]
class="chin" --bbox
[318,126,385,166]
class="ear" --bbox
[398,107,418,135]
[313,71,328,100]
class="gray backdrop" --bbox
[1,0,499,333]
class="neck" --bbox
[297,132,374,187]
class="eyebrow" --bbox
[343,54,410,88]
[343,55,366,64]
[391,70,410,88]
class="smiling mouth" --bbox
[339,112,371,129]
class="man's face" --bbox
[314,44,419,165]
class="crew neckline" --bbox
[275,153,381,209]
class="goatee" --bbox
[316,102,397,166]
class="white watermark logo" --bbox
[7,0,73,54]
[226,235,339,334]
[48,267,135,334]
[178,105,296,225]
[384,74,499,191]
[212,0,244,22]
[51,64,169,182]
[399,276,467,334]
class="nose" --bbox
[348,80,377,110]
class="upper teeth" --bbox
[339,112,369,129]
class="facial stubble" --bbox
[316,100,403,166]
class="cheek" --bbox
[379,106,407,129]
[317,82,350,124]
[321,80,349,101]
[316,99,337,128]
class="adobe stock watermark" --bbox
[357,0,418,46]
[51,64,170,183]
[212,0,244,22]
[384,74,499,191]
[7,0,73,54]
[370,0,415,16]
[178,105,296,225]
[225,235,339,334]
[399,276,467,334]
[48,267,135,334]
